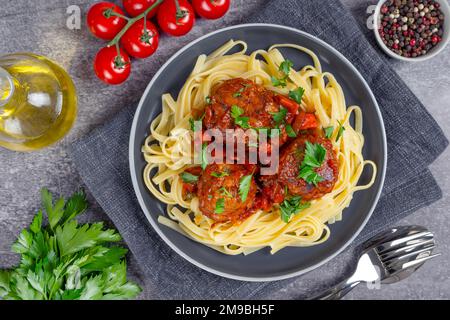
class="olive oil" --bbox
[0,53,77,151]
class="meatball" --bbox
[203,78,279,131]
[197,163,257,223]
[277,136,339,200]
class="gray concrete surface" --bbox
[0,0,449,299]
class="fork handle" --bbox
[309,279,361,300]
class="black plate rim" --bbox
[129,23,387,282]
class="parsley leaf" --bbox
[272,60,294,88]
[336,121,346,142]
[279,196,311,223]
[324,126,334,139]
[41,188,65,230]
[29,211,43,234]
[205,96,212,104]
[271,107,288,125]
[239,174,253,202]
[303,141,327,168]
[232,87,245,98]
[56,221,121,257]
[298,141,327,186]
[235,117,251,129]
[201,143,208,170]
[211,172,230,178]
[271,76,287,88]
[62,190,88,224]
[189,114,205,132]
[215,198,225,214]
[289,87,305,104]
[189,118,196,131]
[299,166,324,186]
[231,105,244,118]
[231,105,251,129]
[279,59,294,75]
[285,124,297,138]
[180,172,199,183]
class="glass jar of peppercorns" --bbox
[374,0,449,61]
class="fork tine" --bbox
[378,238,435,261]
[383,245,436,268]
[401,253,441,269]
[375,231,434,254]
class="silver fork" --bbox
[310,226,441,300]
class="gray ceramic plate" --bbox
[129,24,387,282]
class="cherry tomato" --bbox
[122,0,160,18]
[276,95,300,115]
[192,0,230,19]
[120,19,159,59]
[87,2,127,40]
[94,46,131,85]
[292,112,319,132]
[157,0,195,37]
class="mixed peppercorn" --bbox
[379,0,445,58]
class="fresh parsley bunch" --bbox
[0,189,141,300]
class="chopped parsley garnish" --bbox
[211,172,230,178]
[324,126,334,139]
[299,166,324,186]
[271,76,287,88]
[279,60,294,75]
[205,96,212,104]
[289,87,305,104]
[271,107,288,125]
[239,174,253,202]
[298,141,327,186]
[189,113,205,132]
[189,118,196,131]
[271,59,294,88]
[201,143,208,170]
[231,105,251,129]
[180,172,199,183]
[215,198,225,214]
[303,141,327,167]
[336,121,346,142]
[279,196,311,223]
[233,87,245,98]
[286,124,297,138]
[219,187,233,198]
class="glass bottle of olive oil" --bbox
[0,53,77,151]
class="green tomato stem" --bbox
[107,0,162,47]
[108,11,130,21]
[174,0,186,20]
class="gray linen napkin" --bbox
[69,0,448,299]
